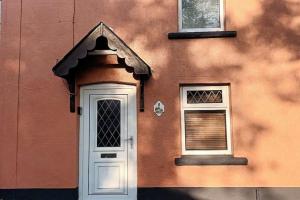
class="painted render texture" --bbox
[1,0,300,189]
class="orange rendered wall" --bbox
[1,0,300,188]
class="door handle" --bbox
[125,136,133,148]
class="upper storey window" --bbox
[179,0,224,32]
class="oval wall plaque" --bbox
[154,101,165,116]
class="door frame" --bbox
[79,83,137,200]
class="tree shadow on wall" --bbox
[235,0,300,103]
[70,0,300,186]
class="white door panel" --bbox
[79,84,137,200]
[94,162,125,193]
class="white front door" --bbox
[79,84,137,200]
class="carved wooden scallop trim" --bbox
[102,25,148,75]
[53,22,151,80]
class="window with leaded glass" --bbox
[178,0,224,32]
[97,99,121,147]
[181,85,232,155]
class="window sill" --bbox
[175,155,248,166]
[168,31,237,39]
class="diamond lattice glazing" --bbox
[97,100,121,147]
[187,90,222,104]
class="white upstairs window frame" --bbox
[180,85,232,155]
[178,0,225,32]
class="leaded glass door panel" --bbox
[97,99,121,148]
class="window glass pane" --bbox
[185,110,227,150]
[97,99,121,147]
[187,90,222,104]
[182,0,221,29]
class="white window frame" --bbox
[180,85,232,155]
[178,0,225,32]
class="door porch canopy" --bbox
[52,22,152,112]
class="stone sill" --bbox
[175,155,248,166]
[168,31,237,39]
